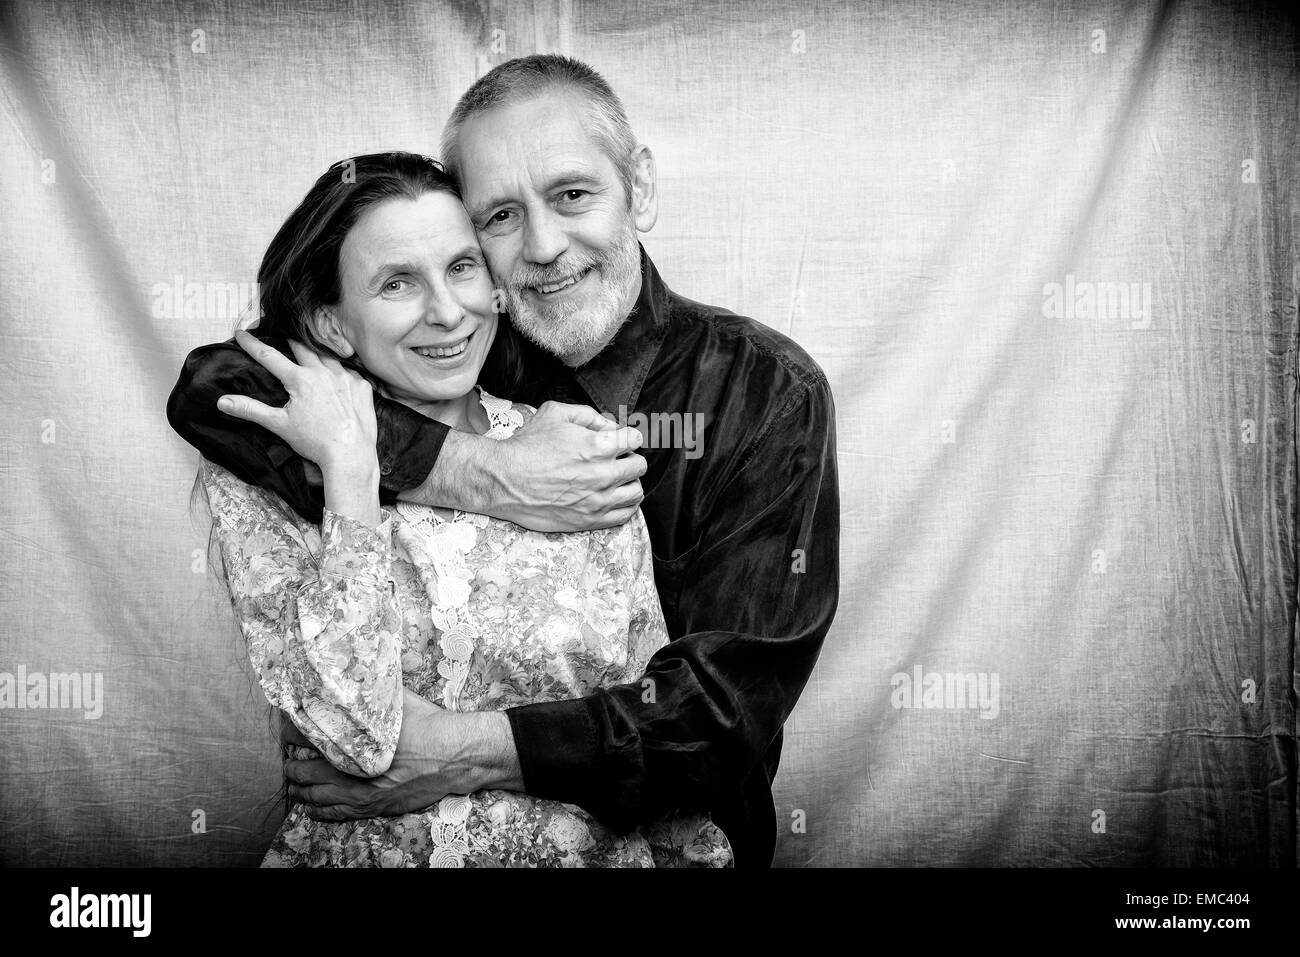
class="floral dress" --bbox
[203,389,732,868]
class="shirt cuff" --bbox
[317,507,394,581]
[505,696,640,832]
[373,396,451,504]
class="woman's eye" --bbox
[489,210,511,224]
[384,279,408,293]
[449,261,477,276]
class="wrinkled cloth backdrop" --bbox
[0,0,1296,866]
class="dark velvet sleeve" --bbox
[165,329,451,523]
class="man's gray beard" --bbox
[499,227,640,366]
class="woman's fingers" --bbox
[314,348,350,372]
[234,330,300,384]
[286,337,324,368]
[215,393,284,431]
[291,338,365,387]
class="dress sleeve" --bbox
[201,460,405,777]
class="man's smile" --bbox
[530,267,593,298]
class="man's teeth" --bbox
[413,339,468,358]
[537,272,585,294]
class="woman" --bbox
[199,151,731,867]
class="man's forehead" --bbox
[457,90,614,198]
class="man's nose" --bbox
[522,207,569,265]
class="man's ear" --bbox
[628,144,658,233]
[309,306,355,358]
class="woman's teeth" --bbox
[413,338,469,358]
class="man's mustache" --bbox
[507,253,605,291]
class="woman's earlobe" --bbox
[311,308,354,357]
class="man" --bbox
[168,54,839,867]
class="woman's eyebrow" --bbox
[361,261,420,291]
[368,260,418,279]
[365,249,480,284]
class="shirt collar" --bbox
[572,244,669,415]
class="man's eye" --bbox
[479,209,518,233]
[384,279,409,293]
[560,190,586,202]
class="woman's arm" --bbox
[202,459,404,777]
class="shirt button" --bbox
[379,462,393,476]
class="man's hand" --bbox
[399,400,648,532]
[281,691,523,821]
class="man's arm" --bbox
[282,691,523,820]
[504,376,840,832]
[400,402,647,531]
[167,330,648,530]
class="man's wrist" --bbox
[406,708,522,794]
[398,428,498,513]
[464,711,524,792]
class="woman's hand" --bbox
[219,332,382,527]
[218,331,377,474]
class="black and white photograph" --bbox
[0,0,1295,938]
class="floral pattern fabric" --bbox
[203,389,732,868]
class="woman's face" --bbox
[323,190,496,408]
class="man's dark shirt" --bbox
[167,247,840,867]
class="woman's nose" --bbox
[423,286,466,329]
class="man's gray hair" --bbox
[440,54,638,203]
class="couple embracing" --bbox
[167,54,839,868]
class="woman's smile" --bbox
[410,330,475,363]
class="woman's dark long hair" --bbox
[252,150,523,395]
